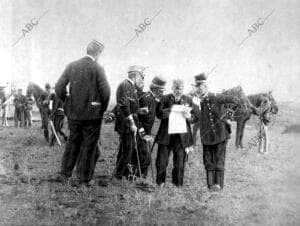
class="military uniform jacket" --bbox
[138,91,158,135]
[195,92,238,145]
[114,79,140,134]
[155,94,194,148]
[55,56,111,120]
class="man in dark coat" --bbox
[38,83,52,141]
[49,91,67,146]
[13,88,26,128]
[55,40,110,185]
[137,76,166,177]
[192,73,239,191]
[155,79,194,187]
[114,65,146,179]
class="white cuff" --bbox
[128,114,134,121]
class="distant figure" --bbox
[38,83,52,142]
[55,40,110,186]
[0,86,9,127]
[49,91,67,146]
[13,88,26,128]
[24,94,35,128]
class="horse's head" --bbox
[222,86,250,119]
[26,82,45,103]
[265,91,278,114]
[26,82,34,96]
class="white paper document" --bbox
[168,105,192,134]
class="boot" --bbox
[206,171,214,189]
[215,171,224,189]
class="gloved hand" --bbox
[185,146,194,154]
[138,128,146,138]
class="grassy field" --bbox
[0,102,300,225]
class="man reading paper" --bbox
[155,79,194,187]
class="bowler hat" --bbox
[194,73,207,84]
[151,76,166,89]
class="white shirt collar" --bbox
[126,78,135,85]
[86,54,96,62]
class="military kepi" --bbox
[127,65,146,73]
[194,73,207,84]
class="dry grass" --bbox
[0,102,300,225]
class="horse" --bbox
[192,86,278,153]
[26,82,46,127]
[190,86,250,145]
[222,88,278,153]
[243,91,278,153]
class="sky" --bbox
[1,0,300,102]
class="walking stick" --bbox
[134,133,142,178]
[147,140,155,183]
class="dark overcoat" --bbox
[55,56,110,120]
[114,79,139,134]
[138,91,158,135]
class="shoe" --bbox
[49,173,69,183]
[215,171,224,189]
[206,171,215,189]
[209,184,221,192]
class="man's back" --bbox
[56,56,110,120]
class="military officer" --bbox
[49,91,67,146]
[192,73,239,191]
[114,65,146,179]
[137,76,167,177]
[38,83,52,142]
[55,40,110,185]
[155,79,194,187]
[13,88,26,128]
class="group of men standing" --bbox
[13,88,34,128]
[53,40,239,191]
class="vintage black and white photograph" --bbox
[0,0,299,225]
